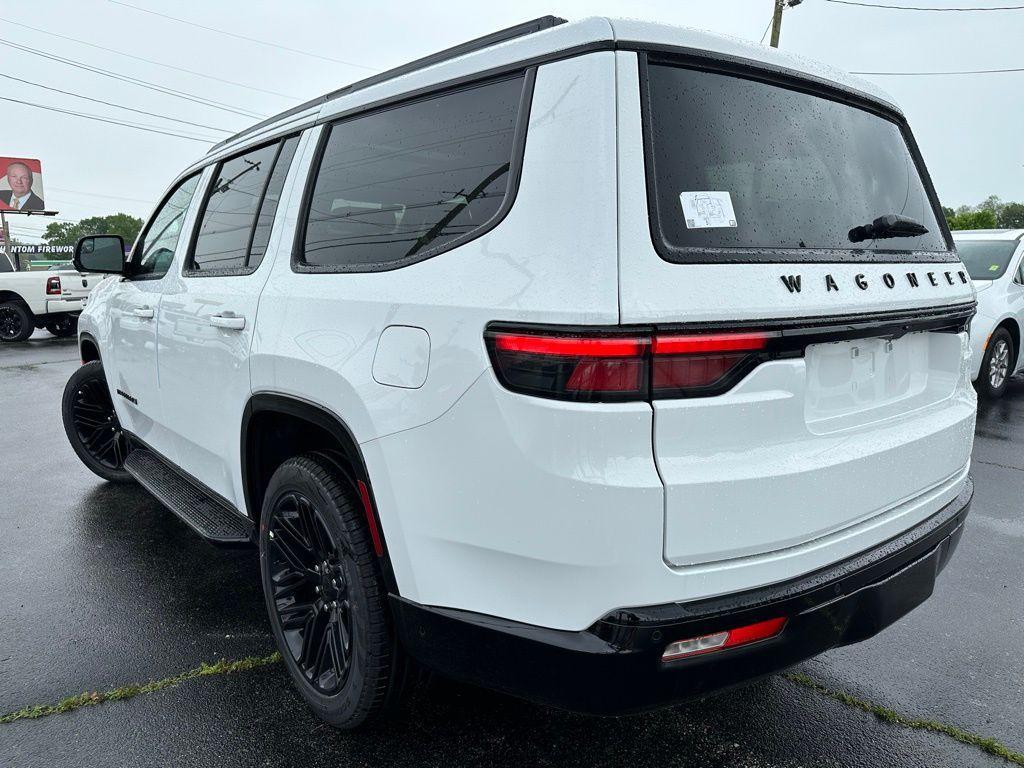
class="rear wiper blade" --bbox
[848,214,928,243]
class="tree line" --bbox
[943,196,1024,231]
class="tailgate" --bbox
[56,271,96,301]
[653,311,976,568]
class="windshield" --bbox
[955,239,1019,281]
[645,62,947,259]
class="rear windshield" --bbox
[955,239,1019,280]
[645,63,947,260]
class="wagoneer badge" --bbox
[780,270,969,294]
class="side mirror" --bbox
[74,235,126,275]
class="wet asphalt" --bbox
[0,333,1021,768]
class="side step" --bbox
[124,448,253,546]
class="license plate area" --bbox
[804,333,940,433]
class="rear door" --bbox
[615,52,975,584]
[157,134,302,507]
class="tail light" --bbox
[46,276,62,295]
[485,326,778,402]
[662,616,787,661]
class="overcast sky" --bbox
[4,0,1021,242]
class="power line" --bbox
[826,0,1024,10]
[49,187,153,205]
[107,0,380,70]
[853,66,1024,74]
[0,95,219,143]
[0,73,232,133]
[0,15,299,100]
[0,37,266,120]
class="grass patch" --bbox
[785,672,1024,766]
[0,652,281,724]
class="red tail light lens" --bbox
[485,327,778,402]
[662,616,787,661]
[46,276,62,295]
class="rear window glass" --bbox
[955,239,1018,280]
[645,63,947,259]
[299,74,525,270]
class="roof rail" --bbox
[208,15,567,154]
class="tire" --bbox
[61,361,133,483]
[976,327,1015,399]
[0,301,34,343]
[259,454,410,729]
[45,314,78,338]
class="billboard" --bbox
[0,157,45,212]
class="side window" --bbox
[1016,261,1024,285]
[189,135,299,274]
[131,173,201,280]
[299,74,526,271]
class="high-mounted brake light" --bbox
[485,327,778,402]
[661,616,787,661]
[46,276,62,296]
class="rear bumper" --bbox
[45,298,85,315]
[391,477,971,715]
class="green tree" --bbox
[43,213,144,248]
[997,202,1024,229]
[947,208,997,230]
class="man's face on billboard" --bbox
[7,164,32,197]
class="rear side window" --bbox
[299,74,526,271]
[644,62,948,261]
[189,135,299,274]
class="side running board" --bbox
[124,448,253,546]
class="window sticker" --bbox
[679,191,737,229]
[989,263,1000,272]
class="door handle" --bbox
[209,312,246,330]
[131,306,155,319]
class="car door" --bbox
[1011,246,1024,374]
[157,135,302,507]
[107,172,202,458]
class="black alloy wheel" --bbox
[61,361,133,482]
[0,301,33,342]
[46,314,78,338]
[260,454,412,728]
[268,490,354,695]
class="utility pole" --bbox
[770,0,785,48]
[769,0,802,48]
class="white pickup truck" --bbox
[0,252,96,342]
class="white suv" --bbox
[63,17,977,728]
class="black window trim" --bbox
[291,67,537,275]
[182,133,300,279]
[128,171,203,282]
[637,50,957,265]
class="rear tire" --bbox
[61,361,133,483]
[0,301,34,342]
[977,327,1014,399]
[45,314,78,338]
[259,454,410,729]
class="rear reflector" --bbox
[662,616,787,661]
[485,327,778,402]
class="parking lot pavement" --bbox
[1,338,1021,768]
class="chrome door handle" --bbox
[131,306,155,319]
[209,312,246,330]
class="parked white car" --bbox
[62,17,976,728]
[0,252,95,341]
[954,229,1024,397]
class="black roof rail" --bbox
[208,15,567,154]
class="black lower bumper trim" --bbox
[390,478,971,714]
